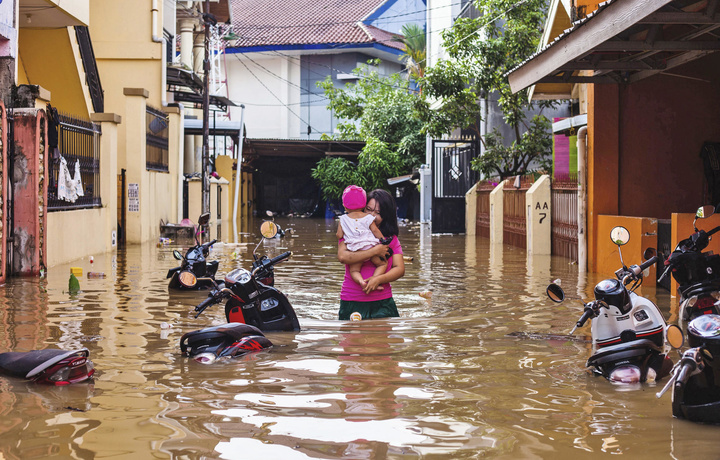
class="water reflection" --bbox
[0,217,689,459]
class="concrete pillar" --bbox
[184,134,195,173]
[179,20,195,69]
[526,175,552,255]
[163,105,184,223]
[123,88,149,244]
[489,181,504,245]
[465,182,478,236]
[91,113,121,249]
[193,32,204,74]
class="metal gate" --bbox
[475,180,496,238]
[550,175,578,261]
[503,176,534,249]
[431,137,478,233]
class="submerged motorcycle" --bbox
[547,226,673,383]
[0,349,95,385]
[657,315,720,423]
[659,205,720,325]
[192,220,300,332]
[167,213,220,290]
[180,323,273,364]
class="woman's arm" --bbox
[363,253,405,293]
[338,240,389,265]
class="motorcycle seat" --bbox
[587,339,661,367]
[680,281,720,299]
[180,323,265,354]
[0,349,90,379]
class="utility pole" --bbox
[201,0,213,232]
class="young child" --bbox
[336,185,393,289]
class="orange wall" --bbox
[618,59,720,219]
[597,215,658,287]
[587,53,720,273]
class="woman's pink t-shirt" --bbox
[340,235,403,302]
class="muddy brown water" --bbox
[0,218,716,459]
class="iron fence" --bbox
[551,173,579,261]
[146,105,169,172]
[48,111,102,211]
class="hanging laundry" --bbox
[57,156,80,203]
[57,156,70,201]
[73,160,84,198]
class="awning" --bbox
[508,0,720,94]
[243,138,365,159]
[166,66,236,111]
[184,118,242,139]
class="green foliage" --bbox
[312,61,424,200]
[418,0,558,179]
[393,23,427,80]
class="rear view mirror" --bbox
[666,324,684,349]
[198,213,211,226]
[260,221,278,239]
[547,283,565,303]
[178,271,197,288]
[610,226,630,246]
[643,248,657,260]
[696,205,715,219]
[173,250,183,260]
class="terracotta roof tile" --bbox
[229,0,403,49]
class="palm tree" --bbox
[393,23,426,81]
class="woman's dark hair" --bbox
[367,189,399,237]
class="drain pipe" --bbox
[577,126,588,273]
[232,104,246,244]
[151,0,168,106]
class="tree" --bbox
[417,0,556,180]
[311,61,425,200]
[393,23,427,81]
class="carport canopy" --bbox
[508,0,720,95]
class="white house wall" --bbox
[225,52,301,139]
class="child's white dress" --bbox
[340,214,379,251]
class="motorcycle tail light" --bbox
[194,353,216,364]
[696,296,717,312]
[609,365,642,384]
[46,358,95,385]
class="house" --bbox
[220,0,426,215]
[0,0,234,277]
[507,0,720,282]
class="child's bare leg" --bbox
[349,261,366,288]
[367,256,387,290]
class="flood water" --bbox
[0,217,717,459]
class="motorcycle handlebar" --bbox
[269,251,292,265]
[639,256,660,272]
[194,294,218,318]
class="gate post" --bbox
[10,109,48,275]
[465,182,478,236]
[489,181,504,245]
[526,175,552,255]
[0,102,7,282]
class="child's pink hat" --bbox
[342,185,366,210]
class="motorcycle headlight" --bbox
[609,365,642,384]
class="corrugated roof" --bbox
[506,0,617,76]
[229,0,403,50]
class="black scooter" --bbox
[659,205,720,325]
[0,349,95,385]
[193,220,300,332]
[657,316,720,423]
[167,213,220,290]
[180,323,272,364]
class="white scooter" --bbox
[547,226,674,383]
